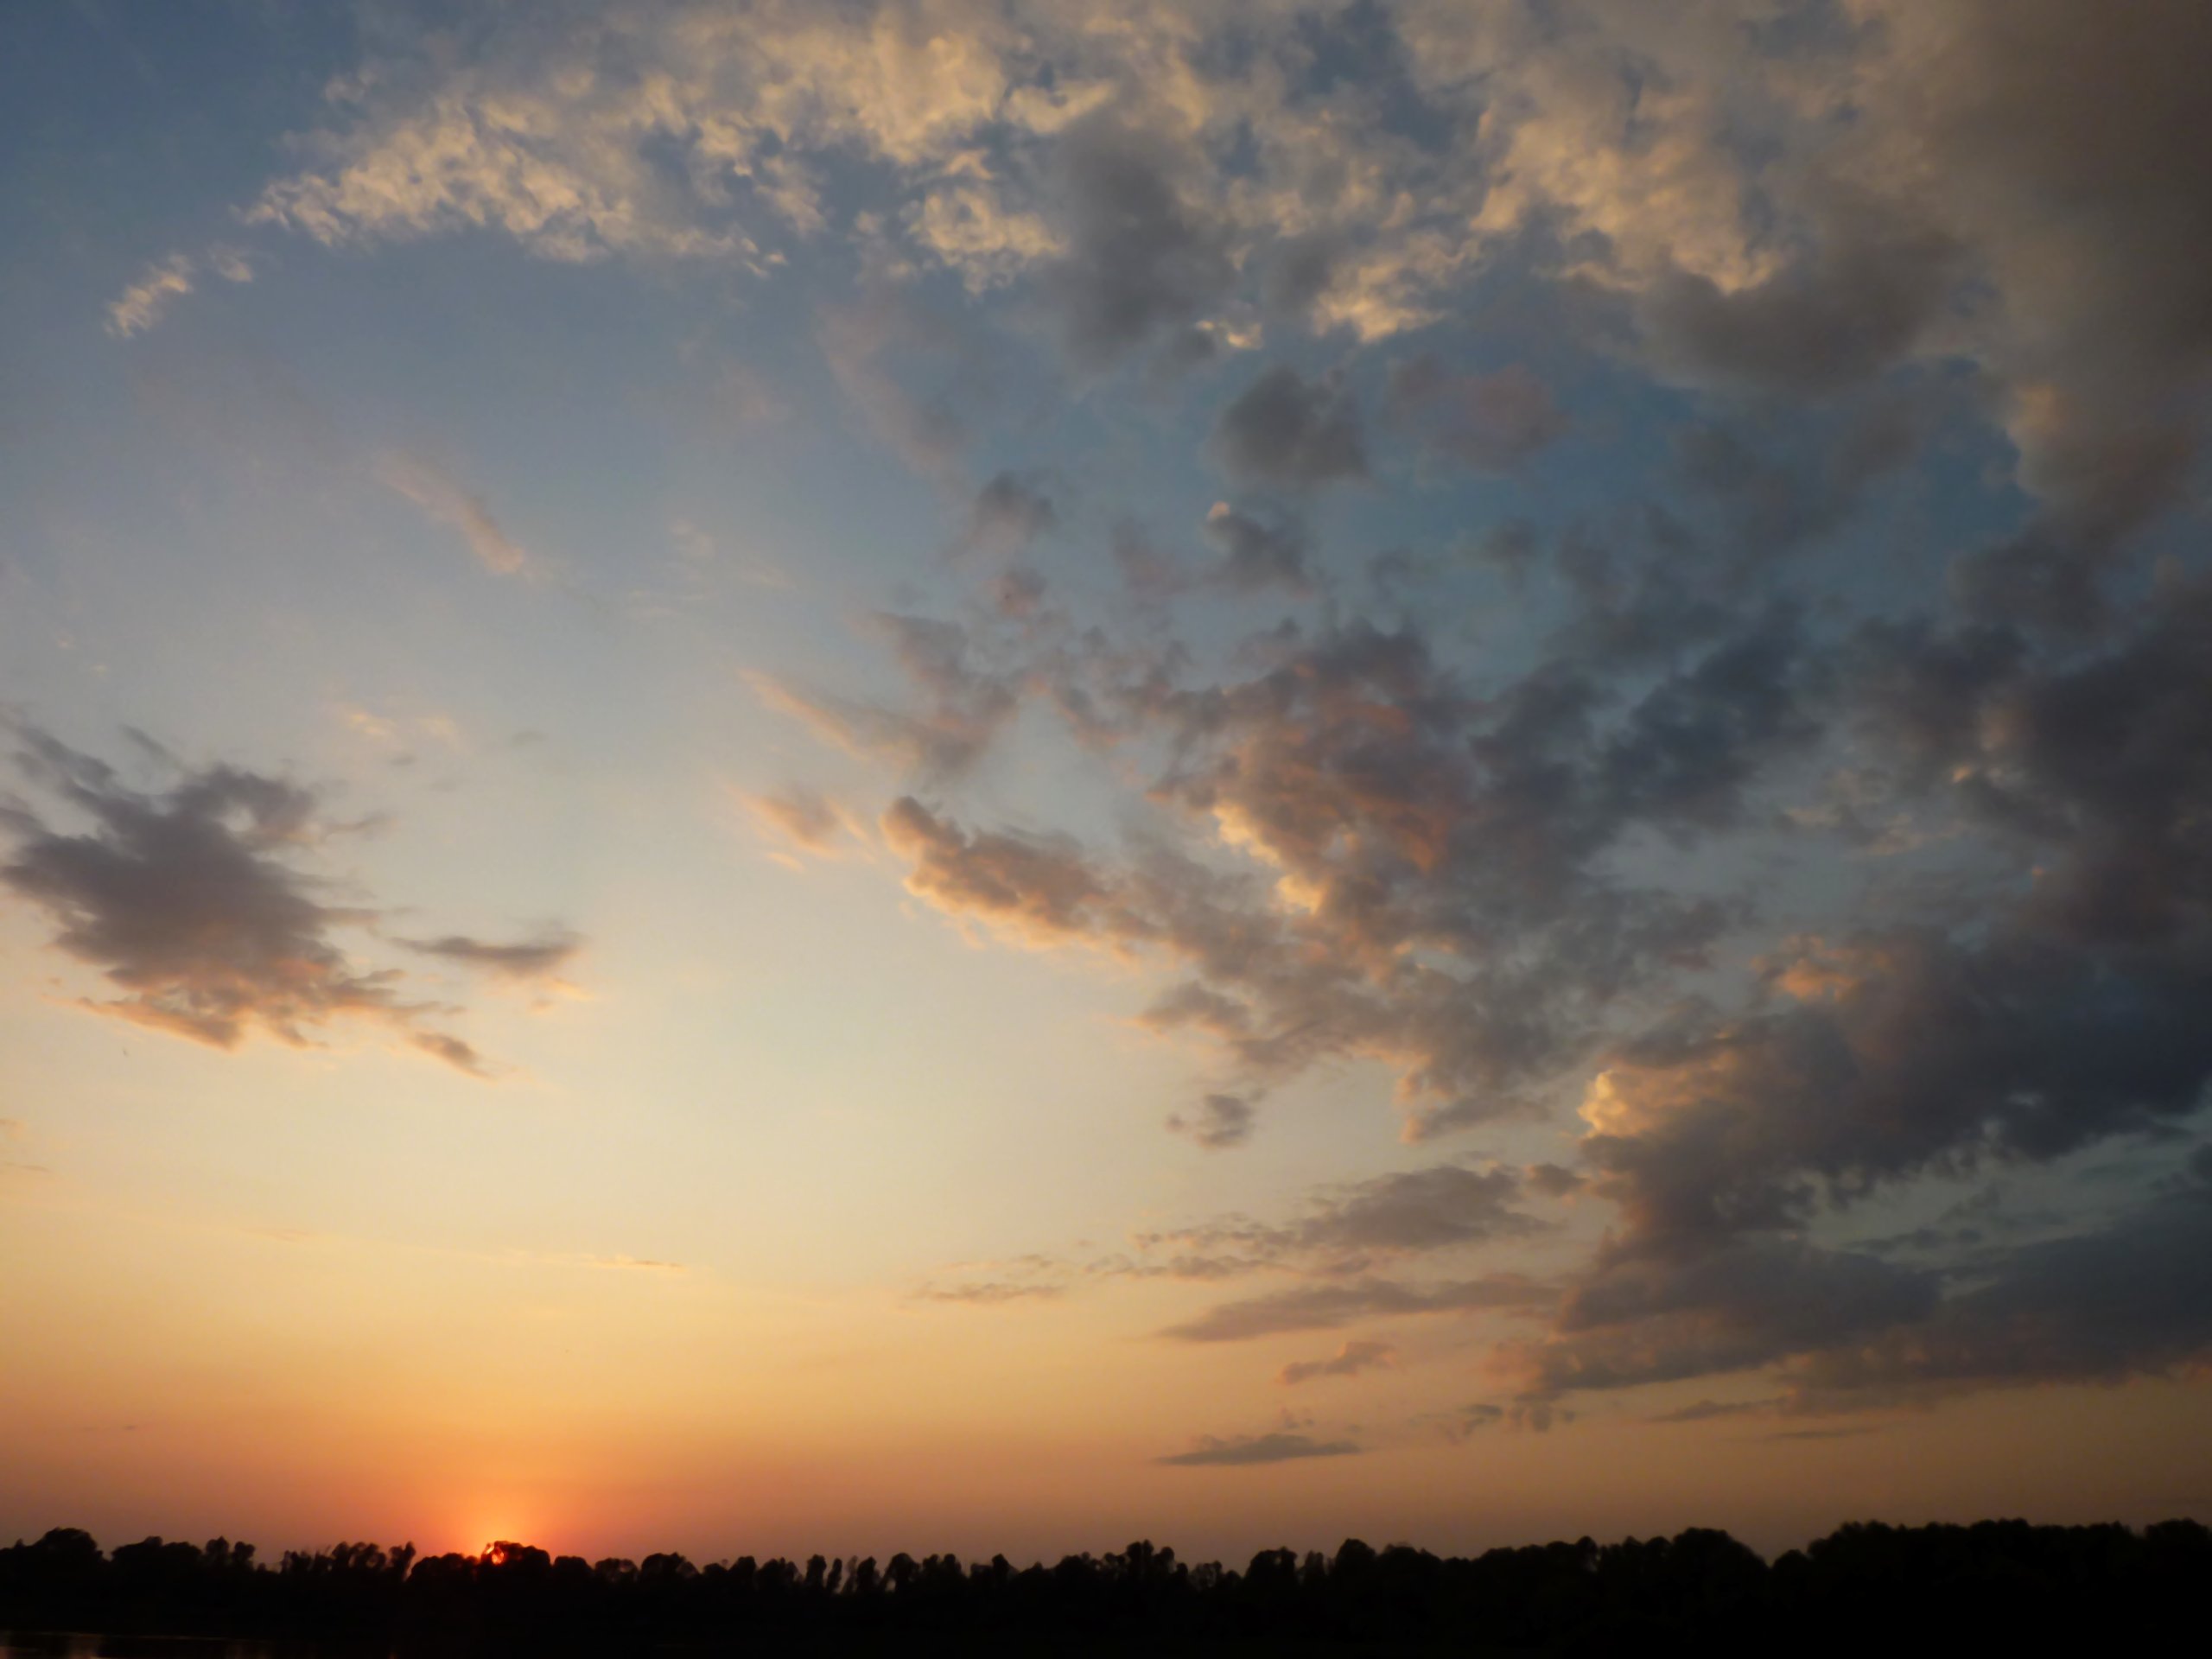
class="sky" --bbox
[3,0,2212,1567]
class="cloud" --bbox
[1787,1185,2212,1405]
[817,283,997,477]
[1501,1240,1940,1399]
[742,787,851,855]
[883,797,1109,942]
[1157,1432,1361,1467]
[1038,116,1235,371]
[1161,1274,1552,1344]
[753,614,1019,783]
[106,253,195,338]
[1210,367,1368,490]
[1166,1092,1255,1150]
[1109,1161,1544,1289]
[1201,505,1313,596]
[1277,1340,1396,1387]
[963,473,1057,560]
[1638,207,1957,397]
[0,726,541,1074]
[1439,1402,1506,1441]
[377,453,529,575]
[190,0,2212,1429]
[404,931,582,982]
[878,614,1796,1136]
[916,1281,1065,1306]
[192,0,2212,551]
[1645,1398,1778,1426]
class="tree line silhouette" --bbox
[3,1517,2208,1654]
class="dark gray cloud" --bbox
[1640,205,1957,397]
[1157,1431,1361,1466]
[1503,1240,1939,1399]
[1202,504,1313,595]
[1484,569,2212,1407]
[1277,1339,1395,1387]
[1790,1184,2212,1403]
[1039,117,1234,372]
[0,727,505,1072]
[1209,366,1367,489]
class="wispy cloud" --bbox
[1158,1432,1362,1467]
[105,253,194,338]
[377,452,529,575]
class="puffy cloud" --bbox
[883,797,1109,941]
[1637,207,1958,397]
[1037,115,1236,371]
[208,0,2212,1427]
[1210,367,1368,490]
[874,613,1803,1136]
[1277,1339,1395,1387]
[184,0,2212,537]
[0,728,518,1072]
[1158,1431,1361,1466]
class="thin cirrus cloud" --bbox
[403,931,583,982]
[1157,1432,1361,1468]
[376,452,530,576]
[1160,1277,1554,1345]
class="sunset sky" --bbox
[4,0,2212,1566]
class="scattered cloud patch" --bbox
[1158,1432,1361,1467]
[1278,1340,1396,1387]
[105,253,194,338]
